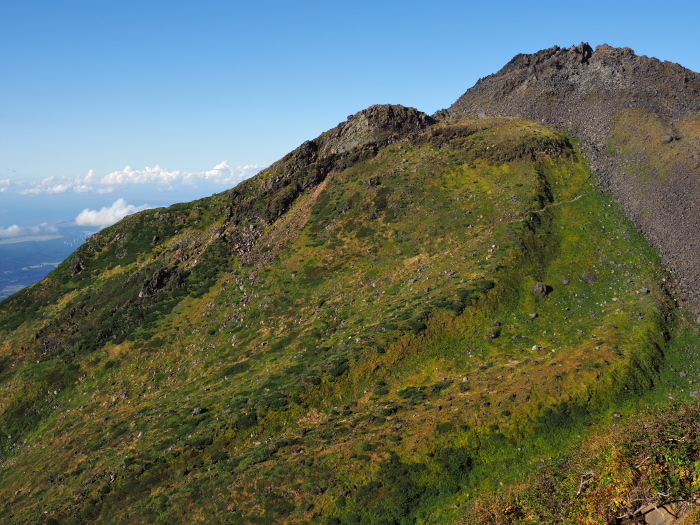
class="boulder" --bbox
[638,502,679,525]
[582,273,597,284]
[531,282,552,297]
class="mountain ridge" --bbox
[221,105,435,262]
[444,42,700,309]
[1,45,700,524]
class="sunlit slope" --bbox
[0,116,681,524]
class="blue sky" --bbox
[1,0,699,227]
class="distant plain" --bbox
[0,184,239,301]
[0,226,95,300]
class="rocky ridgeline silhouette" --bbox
[223,105,435,261]
[444,43,700,308]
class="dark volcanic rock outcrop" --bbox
[446,43,700,155]
[224,104,435,257]
[444,43,700,307]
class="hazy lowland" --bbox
[2,44,700,524]
[0,227,93,301]
[0,184,258,301]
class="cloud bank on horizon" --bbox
[0,198,153,239]
[4,162,264,196]
[0,222,58,238]
[1,198,158,239]
[0,162,265,239]
[99,161,261,186]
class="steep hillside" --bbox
[445,43,700,309]
[3,47,700,524]
[1,105,695,524]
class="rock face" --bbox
[444,43,700,308]
[320,104,436,156]
[446,43,700,153]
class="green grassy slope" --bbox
[0,115,697,524]
[459,319,700,524]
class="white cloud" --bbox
[20,183,71,195]
[75,198,153,228]
[101,165,179,185]
[0,222,57,238]
[46,184,69,194]
[31,222,58,233]
[202,161,263,184]
[6,162,263,195]
[17,173,111,196]
[0,225,26,238]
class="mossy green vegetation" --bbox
[460,358,700,524]
[0,117,698,524]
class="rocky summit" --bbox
[445,43,700,309]
[1,45,700,524]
